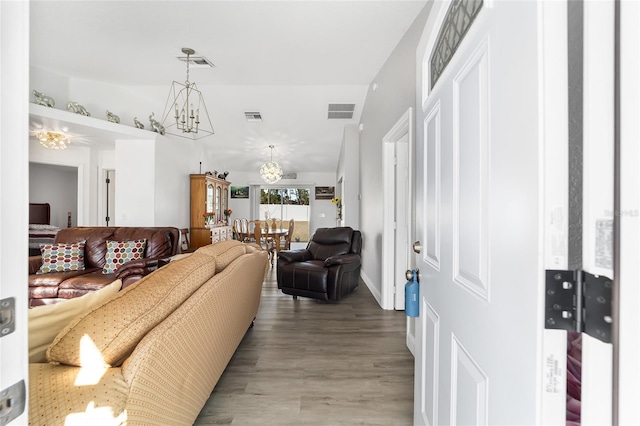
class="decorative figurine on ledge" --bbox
[33,90,55,108]
[66,101,90,116]
[217,171,229,180]
[133,117,144,129]
[106,110,120,124]
[149,113,165,135]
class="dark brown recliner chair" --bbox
[277,227,362,301]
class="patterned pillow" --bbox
[37,241,85,274]
[102,239,147,274]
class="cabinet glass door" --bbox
[215,186,221,220]
[206,184,214,213]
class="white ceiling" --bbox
[29,1,427,174]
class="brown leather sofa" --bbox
[277,226,362,301]
[28,226,179,307]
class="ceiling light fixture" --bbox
[36,130,71,150]
[260,145,284,184]
[161,47,214,140]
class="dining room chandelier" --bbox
[161,47,215,140]
[36,130,71,150]
[260,145,284,184]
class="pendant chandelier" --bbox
[260,145,284,184]
[161,47,215,140]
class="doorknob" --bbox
[405,269,420,282]
[412,241,422,253]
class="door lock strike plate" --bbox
[0,298,15,337]
[0,380,25,426]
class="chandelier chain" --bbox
[185,50,191,87]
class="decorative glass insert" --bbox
[430,0,484,89]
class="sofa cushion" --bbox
[47,252,217,367]
[54,227,116,269]
[195,239,247,272]
[28,279,122,363]
[29,363,128,425]
[112,227,173,258]
[307,227,353,261]
[102,239,147,274]
[36,241,86,274]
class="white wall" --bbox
[152,136,194,228]
[114,139,156,226]
[357,3,431,303]
[336,124,360,230]
[30,67,166,131]
[29,163,78,227]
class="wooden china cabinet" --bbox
[189,174,231,249]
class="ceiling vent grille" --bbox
[177,56,215,68]
[328,103,355,119]
[282,172,297,179]
[245,112,263,122]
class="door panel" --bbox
[452,40,489,299]
[420,302,440,425]
[425,104,441,270]
[451,335,488,425]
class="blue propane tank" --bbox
[405,270,419,317]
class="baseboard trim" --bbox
[361,270,383,308]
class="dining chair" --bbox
[253,220,275,266]
[281,218,294,250]
[233,218,250,242]
[179,228,195,253]
[232,218,242,240]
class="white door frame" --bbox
[0,2,30,424]
[382,107,414,310]
[618,1,640,423]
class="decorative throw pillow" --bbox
[37,241,86,274]
[102,239,147,274]
[47,252,217,367]
[28,279,122,363]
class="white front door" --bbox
[413,1,559,423]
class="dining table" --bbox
[236,225,289,251]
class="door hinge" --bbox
[0,298,15,338]
[545,269,612,343]
[0,380,25,425]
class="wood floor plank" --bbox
[194,265,413,425]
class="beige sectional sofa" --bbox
[29,240,268,426]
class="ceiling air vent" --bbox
[328,103,355,119]
[282,172,297,179]
[245,112,263,122]
[177,56,215,68]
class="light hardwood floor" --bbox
[194,265,414,425]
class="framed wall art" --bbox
[231,186,249,199]
[315,186,335,200]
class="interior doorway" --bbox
[382,108,413,311]
[102,169,116,226]
[29,162,78,228]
